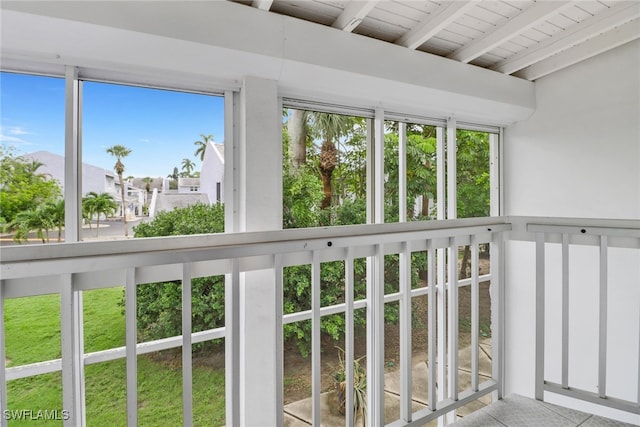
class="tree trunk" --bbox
[320,168,333,209]
[459,246,471,278]
[421,195,429,217]
[288,109,307,168]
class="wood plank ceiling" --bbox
[229,0,640,81]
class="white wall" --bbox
[504,40,640,424]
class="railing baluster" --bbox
[125,268,138,426]
[490,231,505,400]
[436,245,447,426]
[345,248,355,427]
[225,259,240,425]
[598,235,608,399]
[0,280,7,427]
[471,236,479,392]
[181,263,193,427]
[427,241,437,412]
[535,233,546,401]
[367,244,385,426]
[274,254,284,427]
[312,251,321,426]
[561,233,569,390]
[400,242,412,422]
[448,238,459,403]
[61,273,85,427]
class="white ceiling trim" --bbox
[395,1,476,49]
[491,2,640,75]
[514,18,640,81]
[332,0,377,32]
[447,1,574,63]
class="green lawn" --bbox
[4,288,225,426]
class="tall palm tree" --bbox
[194,134,214,161]
[181,158,196,177]
[106,144,132,236]
[83,192,117,237]
[309,112,350,209]
[287,109,308,169]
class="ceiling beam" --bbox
[448,1,573,63]
[514,18,640,81]
[252,0,273,11]
[395,1,476,49]
[332,1,377,32]
[491,2,640,75]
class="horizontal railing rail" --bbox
[0,217,510,427]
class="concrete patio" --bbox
[283,340,495,426]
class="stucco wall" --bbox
[503,40,640,424]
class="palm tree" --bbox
[106,144,132,236]
[83,192,117,237]
[194,134,214,161]
[287,109,308,168]
[181,158,196,177]
[6,207,52,243]
[42,199,65,242]
[142,177,153,194]
[309,112,351,209]
[168,167,179,181]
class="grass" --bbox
[4,287,225,426]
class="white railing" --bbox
[515,218,640,417]
[2,216,638,426]
[0,217,509,426]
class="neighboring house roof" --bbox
[211,143,224,162]
[178,177,200,186]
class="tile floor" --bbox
[452,394,638,427]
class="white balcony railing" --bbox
[1,216,638,426]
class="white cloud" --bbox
[8,126,30,135]
[0,133,29,144]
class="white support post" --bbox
[224,90,239,232]
[274,254,284,427]
[125,268,138,426]
[311,251,321,426]
[400,241,412,422]
[427,241,437,412]
[535,233,546,401]
[374,108,385,225]
[0,281,7,427]
[345,248,355,427]
[471,236,479,392]
[237,76,281,425]
[598,235,608,399]
[225,260,240,426]
[561,234,570,389]
[62,65,85,427]
[181,264,193,427]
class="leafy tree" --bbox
[194,134,214,162]
[132,203,225,347]
[83,192,117,237]
[0,148,62,226]
[106,144,132,236]
[168,167,179,181]
[142,177,153,194]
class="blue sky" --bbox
[0,72,224,178]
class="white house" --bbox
[1,2,638,427]
[200,142,225,204]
